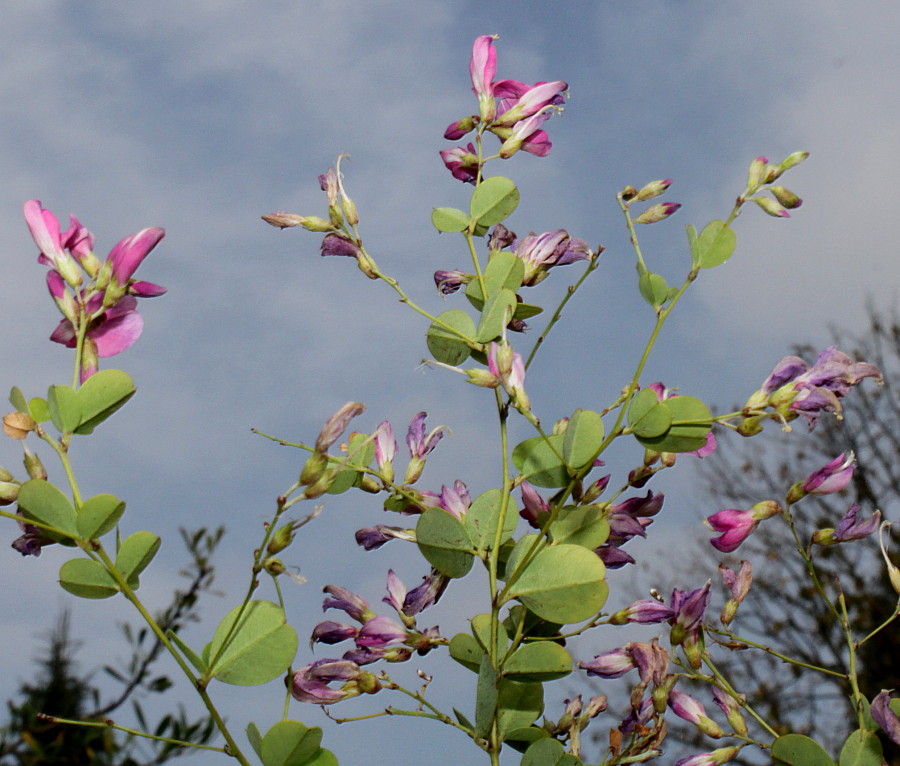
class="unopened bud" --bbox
[358,475,381,493]
[261,212,333,231]
[300,452,329,486]
[0,481,20,505]
[3,412,36,440]
[267,523,296,555]
[635,179,672,202]
[751,196,790,218]
[780,150,809,170]
[746,156,768,190]
[878,521,900,596]
[619,185,638,202]
[633,202,681,225]
[0,467,14,481]
[264,557,287,575]
[23,446,47,480]
[769,186,802,209]
[57,256,83,290]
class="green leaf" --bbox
[167,629,208,674]
[636,395,712,453]
[28,397,51,423]
[76,494,126,539]
[17,479,78,538]
[465,489,518,554]
[691,220,737,269]
[507,544,607,624]
[416,509,474,578]
[497,679,543,738]
[48,384,82,433]
[484,251,525,295]
[432,206,470,233]
[476,288,517,342]
[115,531,161,586]
[513,302,543,320]
[503,642,572,683]
[471,613,508,659]
[208,601,298,686]
[562,409,605,469]
[246,722,264,759]
[298,749,338,766]
[504,534,545,584]
[839,730,883,766]
[772,734,837,766]
[685,223,698,256]
[470,176,520,226]
[73,369,136,434]
[638,269,669,308]
[549,506,609,549]
[425,309,476,366]
[260,721,323,766]
[449,633,484,673]
[512,434,567,488]
[9,386,28,413]
[521,738,566,766]
[326,432,375,495]
[627,388,671,438]
[475,655,499,738]
[59,558,119,599]
[504,727,549,754]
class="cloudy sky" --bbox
[0,2,897,764]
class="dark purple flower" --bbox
[402,570,449,616]
[355,525,413,551]
[291,658,374,704]
[311,621,358,646]
[356,615,408,649]
[320,232,363,259]
[594,544,636,569]
[580,647,635,679]
[322,584,373,623]
[404,413,448,483]
[871,690,900,745]
[670,582,711,645]
[832,504,881,542]
[610,599,674,626]
[433,269,471,296]
[511,229,591,286]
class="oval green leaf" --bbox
[513,302,543,320]
[772,734,837,766]
[9,386,28,413]
[522,737,566,766]
[692,219,737,269]
[638,269,669,308]
[475,655,499,738]
[59,558,119,599]
[839,730,883,766]
[449,632,483,673]
[512,434,567,488]
[465,488,518,554]
[426,309,476,366]
[497,678,543,738]
[432,206,470,233]
[627,388,671,438]
[17,479,78,538]
[637,395,712,453]
[476,288,517,342]
[471,613,508,658]
[416,508,474,578]
[28,397,52,424]
[507,544,607,625]
[549,506,609,549]
[77,493,126,540]
[74,369,136,435]
[484,251,525,295]
[247,722,264,759]
[260,720,323,766]
[503,642,572,683]
[115,531,161,585]
[470,176,520,226]
[48,384,82,434]
[209,601,298,686]
[562,409,605,469]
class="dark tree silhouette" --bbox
[0,527,223,766]
[687,305,900,764]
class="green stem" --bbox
[706,626,846,679]
[702,655,779,740]
[38,714,229,755]
[93,545,252,766]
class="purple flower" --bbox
[49,295,145,364]
[871,690,900,745]
[314,402,366,453]
[373,420,397,481]
[800,452,855,495]
[320,232,363,259]
[322,584,373,623]
[493,80,568,127]
[831,504,881,542]
[404,413,448,484]
[438,480,471,520]
[498,112,553,159]
[511,230,591,286]
[630,639,670,685]
[675,747,741,766]
[594,544,636,569]
[401,570,449,616]
[751,346,882,428]
[670,582,711,645]
[470,35,498,122]
[609,599,674,626]
[355,524,413,551]
[291,658,375,704]
[668,689,724,737]
[580,647,635,679]
[433,269,471,295]
[440,144,479,184]
[706,501,781,552]
[356,615,408,649]
[488,342,529,411]
[310,621,358,646]
[106,227,166,293]
[519,481,549,528]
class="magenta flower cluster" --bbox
[24,200,165,379]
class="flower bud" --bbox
[264,557,287,576]
[635,179,672,202]
[0,466,14,482]
[444,115,478,140]
[267,522,297,555]
[633,202,681,224]
[261,212,333,231]
[23,446,47,481]
[751,196,790,218]
[769,186,802,209]
[746,156,768,190]
[780,150,810,170]
[3,412,36,440]
[878,522,900,596]
[619,185,638,201]
[0,481,20,505]
[300,452,329,486]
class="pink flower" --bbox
[440,143,479,184]
[49,295,144,358]
[705,509,758,553]
[470,35,498,122]
[801,453,855,495]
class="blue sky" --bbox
[0,3,897,764]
